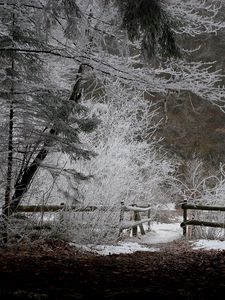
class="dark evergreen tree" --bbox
[0,1,98,221]
[114,0,180,59]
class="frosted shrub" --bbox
[68,79,175,244]
[60,206,121,245]
[180,161,225,240]
[0,211,66,247]
[189,210,225,240]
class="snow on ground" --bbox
[191,239,225,250]
[72,222,182,255]
[140,222,182,245]
[92,242,160,255]
[69,204,225,255]
[72,220,225,255]
[71,240,160,255]
[91,222,182,255]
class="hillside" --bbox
[156,30,225,166]
[159,93,225,164]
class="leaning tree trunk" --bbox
[4,101,14,218]
[2,100,14,243]
[2,4,15,243]
[9,64,85,214]
[10,131,55,212]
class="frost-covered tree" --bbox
[0,0,181,214]
[165,0,225,36]
[58,0,225,110]
[1,0,225,244]
[0,1,98,219]
[58,79,177,244]
[77,79,174,207]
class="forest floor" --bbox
[1,238,225,299]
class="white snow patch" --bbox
[70,222,182,255]
[70,242,159,255]
[70,221,225,256]
[191,239,225,250]
[140,222,182,244]
[93,242,160,255]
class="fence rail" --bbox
[119,202,151,236]
[2,203,152,237]
[15,204,108,213]
[181,202,225,237]
[14,202,151,237]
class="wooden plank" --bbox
[16,205,101,212]
[182,204,225,212]
[16,205,64,212]
[119,202,125,236]
[181,220,225,229]
[132,210,138,236]
[147,205,151,231]
[183,201,187,237]
[16,204,151,213]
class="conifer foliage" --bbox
[0,1,98,219]
[0,0,225,245]
[115,0,180,59]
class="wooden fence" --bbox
[14,202,151,237]
[119,202,151,236]
[16,204,105,213]
[181,202,225,237]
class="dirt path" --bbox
[0,239,225,299]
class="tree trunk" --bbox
[10,130,55,212]
[9,64,85,213]
[2,4,15,243]
[3,101,14,217]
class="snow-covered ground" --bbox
[191,239,225,250]
[72,220,225,255]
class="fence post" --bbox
[132,204,138,236]
[119,201,125,236]
[138,211,145,235]
[182,200,187,237]
[59,203,65,226]
[147,204,151,231]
